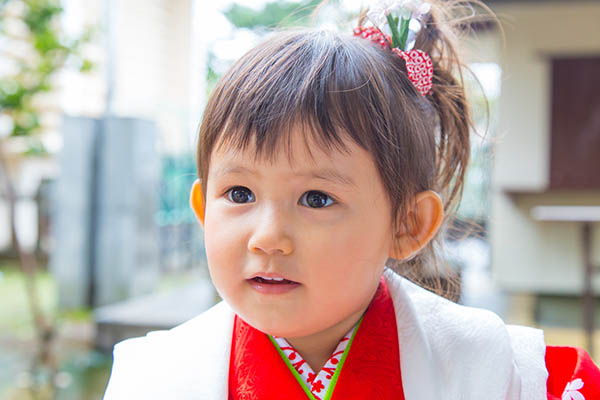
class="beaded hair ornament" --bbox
[353,0,433,96]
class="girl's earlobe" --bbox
[190,179,205,227]
[389,190,444,260]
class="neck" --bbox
[285,306,366,372]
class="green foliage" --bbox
[224,0,323,29]
[22,0,62,35]
[0,80,27,110]
[0,262,56,337]
[0,261,113,398]
[0,0,95,154]
[210,0,334,98]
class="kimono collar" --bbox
[104,269,548,399]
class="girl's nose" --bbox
[247,206,294,256]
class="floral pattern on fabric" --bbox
[272,326,356,400]
[546,346,600,400]
[562,378,585,400]
[391,48,433,96]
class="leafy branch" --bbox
[0,0,94,397]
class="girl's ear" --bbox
[389,190,444,260]
[190,179,205,228]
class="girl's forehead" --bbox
[211,128,358,170]
[208,130,374,185]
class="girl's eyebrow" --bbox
[212,164,356,187]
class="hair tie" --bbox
[353,1,434,96]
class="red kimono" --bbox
[229,279,600,400]
[546,346,600,399]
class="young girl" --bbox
[104,1,599,399]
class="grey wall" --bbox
[51,116,160,308]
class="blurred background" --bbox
[0,0,598,398]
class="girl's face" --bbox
[203,130,394,339]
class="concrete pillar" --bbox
[94,117,160,306]
[50,116,160,308]
[50,117,96,308]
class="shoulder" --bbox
[384,269,548,398]
[546,345,600,399]
[385,268,516,347]
[103,301,234,399]
[111,300,233,358]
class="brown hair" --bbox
[197,1,493,300]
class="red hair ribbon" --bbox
[353,26,434,97]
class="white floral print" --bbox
[272,324,357,400]
[562,378,585,400]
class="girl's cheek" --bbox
[205,203,252,251]
[325,215,378,253]
[298,204,349,225]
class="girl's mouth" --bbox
[251,276,297,284]
[247,276,301,294]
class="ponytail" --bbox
[387,1,498,300]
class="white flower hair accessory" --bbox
[354,0,434,96]
[367,0,431,51]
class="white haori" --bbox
[103,268,548,399]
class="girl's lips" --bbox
[248,272,298,283]
[247,277,301,295]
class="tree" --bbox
[224,0,324,30]
[206,0,349,96]
[0,0,93,397]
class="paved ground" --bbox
[0,320,111,400]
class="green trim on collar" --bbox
[268,314,365,400]
[268,334,317,400]
[322,314,363,400]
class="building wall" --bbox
[111,0,196,153]
[490,1,600,294]
[60,0,199,154]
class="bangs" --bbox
[202,29,412,165]
[198,27,436,219]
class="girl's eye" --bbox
[226,186,255,203]
[300,191,334,209]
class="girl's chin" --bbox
[237,313,310,338]
[254,321,327,340]
[242,318,293,336]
